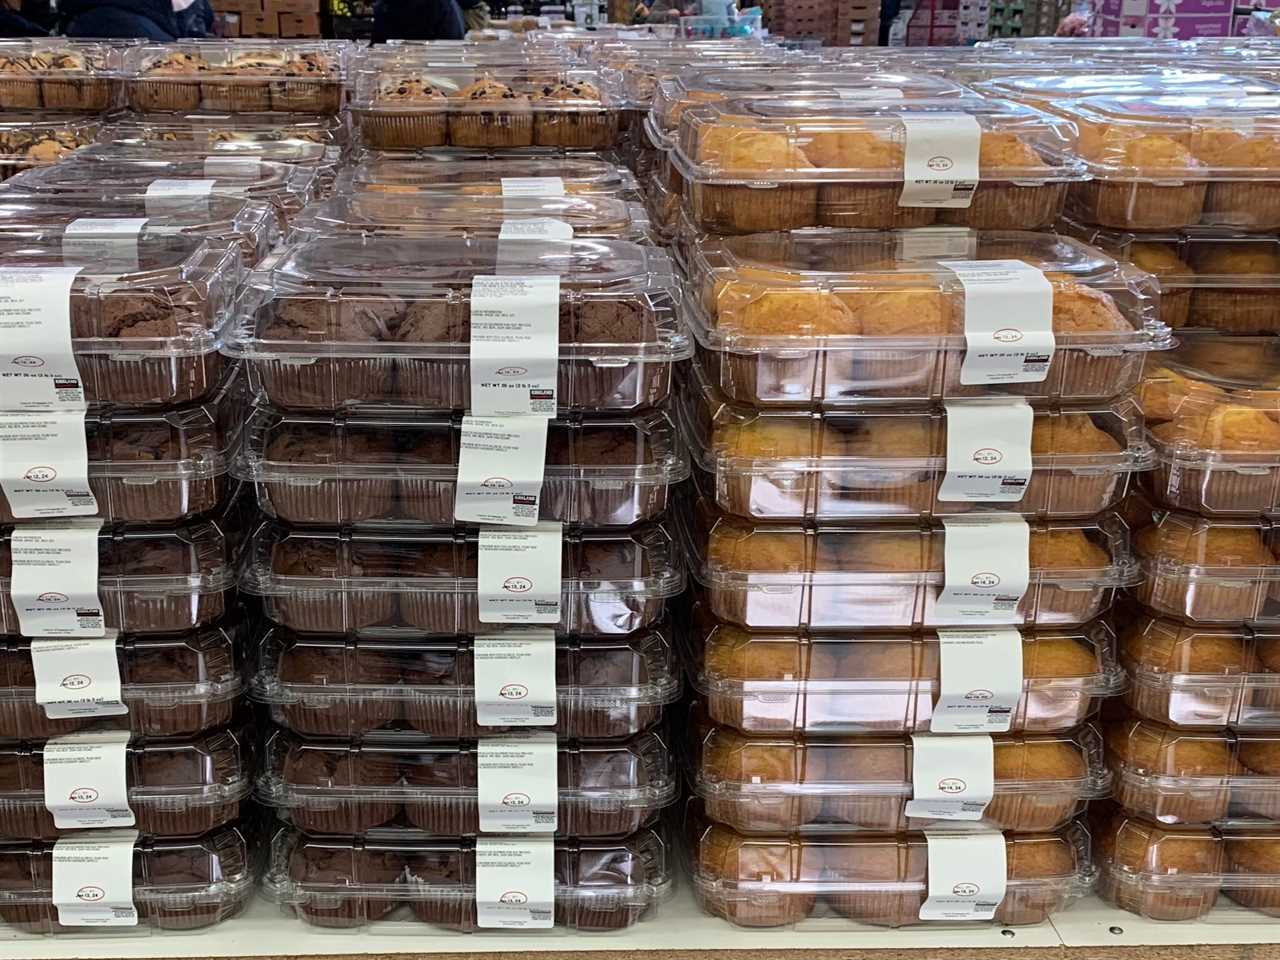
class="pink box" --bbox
[1097,0,1232,16]
[1096,11,1230,34]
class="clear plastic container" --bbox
[0,825,254,936]
[684,227,1168,408]
[0,518,239,637]
[0,622,243,740]
[2,156,320,225]
[1,366,244,525]
[251,622,678,738]
[225,236,690,413]
[971,71,1280,114]
[690,722,1109,835]
[102,111,348,148]
[75,137,339,172]
[350,60,627,150]
[0,226,241,407]
[0,728,251,840]
[0,114,99,181]
[0,39,125,112]
[125,40,349,114]
[241,521,684,636]
[234,406,688,527]
[289,191,653,244]
[671,97,1086,235]
[1132,512,1280,625]
[649,68,972,147]
[690,814,1094,928]
[1107,717,1280,824]
[680,358,1152,522]
[256,728,678,837]
[264,824,672,931]
[334,154,643,201]
[1063,221,1280,335]
[686,600,1122,736]
[1096,812,1280,921]
[0,193,277,266]
[679,495,1139,631]
[1056,95,1280,232]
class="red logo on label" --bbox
[503,577,533,593]
[499,890,529,904]
[69,787,99,804]
[481,477,513,489]
[76,886,106,902]
[502,792,532,807]
[927,155,954,171]
[952,882,980,897]
[993,328,1024,343]
[964,689,993,702]
[60,674,92,690]
[11,355,43,367]
[24,466,56,482]
[37,592,68,603]
[500,683,529,700]
[970,572,1000,588]
[973,448,1003,465]
[496,367,529,377]
[938,777,967,794]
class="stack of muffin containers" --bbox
[1032,83,1280,922]
[221,40,690,934]
[651,69,1176,929]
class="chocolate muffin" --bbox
[267,536,401,633]
[260,424,400,525]
[289,836,406,928]
[273,634,405,736]
[278,740,402,834]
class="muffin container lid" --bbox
[0,622,243,708]
[973,71,1280,102]
[127,39,350,79]
[250,621,679,706]
[678,494,1141,590]
[0,39,127,77]
[240,520,685,600]
[0,194,278,246]
[670,95,1085,186]
[351,62,626,112]
[234,405,688,488]
[78,138,337,168]
[1135,511,1280,579]
[1121,613,1280,682]
[0,114,101,163]
[263,825,673,905]
[336,155,641,196]
[102,111,349,146]
[288,192,653,243]
[0,826,254,902]
[257,728,678,808]
[1108,726,1280,795]
[4,155,319,198]
[0,728,252,806]
[680,352,1153,478]
[0,518,240,598]
[1097,815,1280,884]
[692,725,1110,801]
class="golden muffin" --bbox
[712,267,861,337]
[713,418,827,460]
[707,522,808,574]
[691,125,821,232]
[1031,413,1123,455]
[1107,718,1239,823]
[985,737,1091,831]
[1187,246,1280,334]
[841,417,941,457]
[1151,404,1280,453]
[838,279,958,336]
[800,128,899,170]
[1130,242,1192,327]
[1073,134,1207,230]
[1224,835,1280,914]
[979,131,1045,169]
[1050,279,1133,333]
[1097,814,1224,920]
[695,824,817,926]
[699,727,826,831]
[1137,367,1226,423]
[1136,517,1273,566]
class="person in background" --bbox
[61,0,214,38]
[372,0,466,40]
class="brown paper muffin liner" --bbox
[698,888,815,927]
[280,696,400,737]
[59,476,221,526]
[821,797,906,831]
[80,353,226,409]
[690,182,819,235]
[984,792,1079,832]
[402,795,646,837]
[951,473,1119,520]
[1134,574,1264,624]
[448,111,534,148]
[939,182,1067,231]
[704,796,825,834]
[1124,681,1241,730]
[1189,289,1280,335]
[540,479,665,527]
[288,800,399,834]
[1101,870,1218,920]
[136,697,234,738]
[1203,181,1280,231]
[1162,288,1191,328]
[145,896,245,931]
[719,351,864,407]
[1224,886,1280,916]
[0,806,58,841]
[1114,774,1230,824]
[817,183,938,229]
[721,471,935,522]
[0,79,39,108]
[943,351,1142,405]
[270,81,341,114]
[200,81,271,112]
[1020,583,1108,627]
[267,593,398,634]
[1070,180,1208,230]
[1150,461,1280,516]
[264,478,397,526]
[397,479,455,525]
[995,885,1070,926]
[358,113,448,150]
[253,357,396,410]
[1230,783,1280,821]
[135,800,240,837]
[848,350,943,406]
[564,897,651,931]
[0,703,90,741]
[42,77,114,111]
[534,111,620,149]
[299,898,397,929]
[826,891,924,927]
[130,78,202,112]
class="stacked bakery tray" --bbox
[0,202,258,935]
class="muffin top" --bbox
[1129,242,1190,279]
[533,79,602,103]
[1105,718,1237,777]
[144,51,209,75]
[1093,132,1203,174]
[1031,413,1123,455]
[1049,280,1132,334]
[1150,404,1280,454]
[377,77,447,103]
[1098,813,1223,876]
[1136,514,1275,567]
[1191,127,1280,169]
[457,76,528,102]
[978,131,1045,168]
[227,51,287,74]
[800,129,900,170]
[1121,615,1257,675]
[696,124,814,176]
[1194,246,1280,276]
[1137,367,1226,423]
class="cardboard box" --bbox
[265,0,318,13]
[240,12,278,34]
[1095,11,1231,33]
[211,0,263,14]
[1096,0,1231,17]
[215,10,241,34]
[278,11,322,34]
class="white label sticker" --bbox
[475,837,554,929]
[897,227,977,262]
[469,275,561,417]
[935,516,1030,625]
[478,523,563,624]
[11,522,105,637]
[904,733,994,821]
[203,156,261,178]
[0,411,97,519]
[32,635,127,719]
[943,260,1055,386]
[144,178,215,215]
[501,177,567,198]
[834,86,906,99]
[938,401,1034,502]
[454,416,548,526]
[932,628,1024,733]
[0,266,85,412]
[920,828,1007,921]
[43,730,134,830]
[899,114,981,208]
[63,219,148,272]
[498,218,575,241]
[52,830,138,927]
[474,630,558,726]
[477,732,559,832]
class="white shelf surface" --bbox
[7,890,1280,958]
